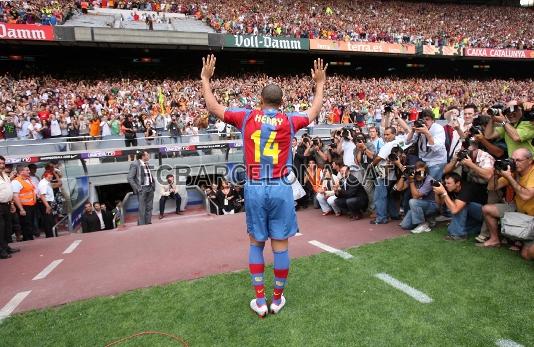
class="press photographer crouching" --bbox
[432,172,487,241]
[333,165,368,220]
[398,161,438,233]
[443,137,495,205]
[479,148,534,260]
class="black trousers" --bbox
[336,196,369,216]
[159,193,181,215]
[0,203,11,251]
[38,202,55,238]
[20,205,37,241]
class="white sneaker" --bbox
[411,223,431,234]
[269,295,286,314]
[250,299,268,317]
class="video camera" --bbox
[494,158,516,172]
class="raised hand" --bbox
[201,54,216,82]
[311,58,328,85]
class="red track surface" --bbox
[0,209,405,315]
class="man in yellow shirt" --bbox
[480,148,534,260]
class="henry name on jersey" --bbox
[254,114,284,127]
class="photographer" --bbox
[316,166,340,216]
[303,159,322,208]
[406,109,447,181]
[159,174,182,219]
[304,137,328,168]
[468,115,506,159]
[484,101,534,156]
[167,115,182,143]
[443,139,495,204]
[433,172,486,241]
[370,127,401,224]
[333,165,368,220]
[479,149,534,258]
[354,133,376,211]
[333,128,357,169]
[398,161,437,233]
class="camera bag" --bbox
[501,212,534,241]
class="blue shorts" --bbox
[244,179,298,242]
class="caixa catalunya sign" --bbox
[0,23,55,41]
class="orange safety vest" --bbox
[16,177,36,206]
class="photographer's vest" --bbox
[15,177,36,206]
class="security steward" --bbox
[12,165,37,241]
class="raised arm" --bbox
[200,54,226,121]
[306,59,328,123]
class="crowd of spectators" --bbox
[203,0,534,49]
[287,99,534,261]
[0,72,532,144]
[0,0,75,25]
[2,0,533,49]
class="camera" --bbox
[329,142,337,149]
[341,128,351,141]
[430,179,441,187]
[402,166,415,178]
[413,119,425,128]
[388,146,403,161]
[494,159,516,172]
[522,109,534,122]
[487,104,504,117]
[456,149,469,161]
[312,138,320,146]
[401,111,410,120]
[384,104,393,113]
[469,125,484,136]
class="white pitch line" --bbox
[375,273,433,304]
[496,339,524,347]
[32,259,64,280]
[63,240,82,254]
[0,291,31,321]
[308,240,353,259]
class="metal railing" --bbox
[52,214,71,237]
[119,191,133,226]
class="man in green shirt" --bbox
[484,101,534,157]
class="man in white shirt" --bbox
[371,127,400,224]
[406,109,447,180]
[37,172,55,238]
[93,202,106,231]
[334,128,356,168]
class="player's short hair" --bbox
[261,84,283,107]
